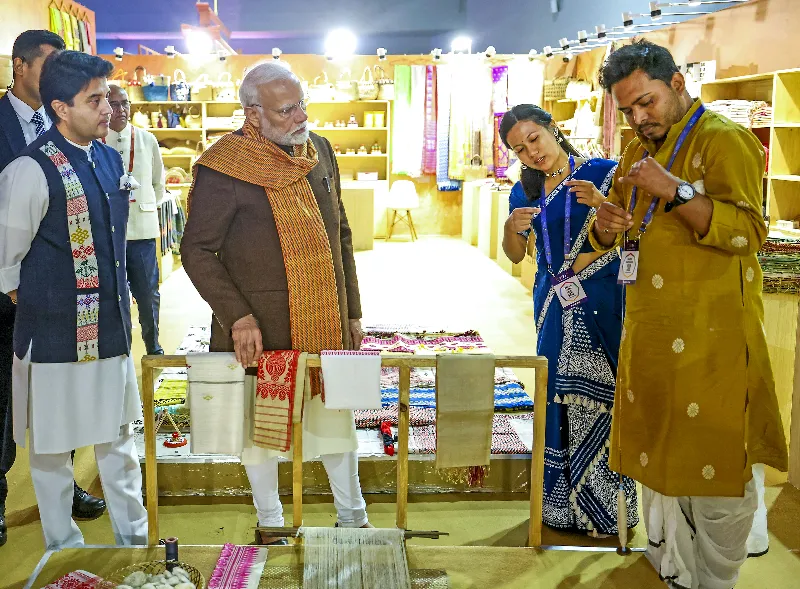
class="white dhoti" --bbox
[240,375,367,528]
[747,463,769,557]
[643,477,757,589]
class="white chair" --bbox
[385,180,420,241]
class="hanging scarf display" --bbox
[421,65,438,175]
[391,65,425,177]
[83,20,93,54]
[187,121,345,398]
[493,114,510,179]
[602,44,619,158]
[41,141,100,362]
[492,66,510,179]
[449,61,492,180]
[254,350,307,452]
[435,66,460,191]
[60,10,74,50]
[49,6,65,41]
[70,14,83,52]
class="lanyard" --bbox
[538,155,575,273]
[101,126,135,173]
[628,104,706,237]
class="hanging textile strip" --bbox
[41,141,101,362]
[491,65,509,115]
[187,121,343,398]
[435,65,460,191]
[49,6,65,41]
[493,114,510,179]
[70,14,83,52]
[421,65,438,175]
[208,543,266,589]
[253,350,307,452]
[60,10,74,50]
[434,354,495,486]
[44,570,107,589]
[320,350,382,410]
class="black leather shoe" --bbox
[72,483,106,521]
[0,512,7,547]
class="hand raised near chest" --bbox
[231,314,263,367]
[505,207,541,235]
[619,157,680,202]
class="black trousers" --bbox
[0,296,15,508]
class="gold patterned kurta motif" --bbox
[589,101,788,497]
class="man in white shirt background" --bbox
[0,30,105,549]
[106,84,165,356]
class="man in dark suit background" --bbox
[0,29,105,548]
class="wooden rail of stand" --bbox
[140,354,548,547]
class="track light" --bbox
[622,12,635,27]
[543,45,554,58]
[377,47,387,60]
[484,45,496,58]
[650,1,663,19]
[528,49,538,61]
[272,47,282,60]
[451,36,472,54]
[113,47,124,61]
[578,30,588,44]
[164,45,178,58]
[559,37,570,50]
[431,48,442,61]
[596,24,607,39]
[562,51,572,63]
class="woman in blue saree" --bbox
[500,105,638,536]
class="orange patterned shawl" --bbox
[188,122,343,397]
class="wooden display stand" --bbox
[140,353,549,547]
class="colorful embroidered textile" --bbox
[254,350,307,451]
[70,14,83,52]
[435,66,460,191]
[321,350,382,410]
[422,65,438,175]
[49,7,65,41]
[391,66,426,177]
[41,141,100,362]
[491,66,509,115]
[61,10,74,50]
[44,570,107,589]
[188,121,344,397]
[209,543,267,589]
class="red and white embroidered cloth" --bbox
[44,571,107,589]
[253,350,307,452]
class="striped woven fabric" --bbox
[188,122,344,398]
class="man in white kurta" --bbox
[106,84,166,355]
[0,50,147,550]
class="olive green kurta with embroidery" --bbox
[589,100,788,497]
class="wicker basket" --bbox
[543,77,571,101]
[109,561,205,588]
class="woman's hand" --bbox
[566,180,605,209]
[505,207,541,235]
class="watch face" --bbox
[678,183,695,202]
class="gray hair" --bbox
[239,61,299,107]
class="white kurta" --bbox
[105,123,165,240]
[0,146,142,454]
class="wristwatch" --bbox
[664,181,696,213]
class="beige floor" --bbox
[3,237,800,587]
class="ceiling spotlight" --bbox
[451,36,472,54]
[596,24,607,39]
[650,1,663,19]
[562,51,573,63]
[113,47,124,61]
[622,11,635,27]
[165,45,177,58]
[484,45,497,58]
[578,30,588,44]
[543,45,554,58]
[271,47,282,60]
[325,28,357,60]
[559,37,570,50]
[431,48,443,61]
[528,49,538,60]
[377,47,387,60]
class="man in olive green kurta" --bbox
[591,41,787,589]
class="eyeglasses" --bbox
[251,99,307,119]
[109,100,130,111]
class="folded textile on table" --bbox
[321,350,382,409]
[44,571,107,589]
[253,351,308,452]
[208,543,267,589]
[434,354,495,470]
[187,352,246,454]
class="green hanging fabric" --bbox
[390,65,412,175]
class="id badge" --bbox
[618,241,640,285]
[552,269,588,309]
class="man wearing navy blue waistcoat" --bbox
[0,30,105,549]
[0,50,147,550]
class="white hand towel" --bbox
[320,351,382,410]
[187,352,246,454]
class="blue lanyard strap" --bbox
[539,155,576,272]
[628,104,706,236]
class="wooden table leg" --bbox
[141,357,160,546]
[396,365,411,529]
[528,364,548,547]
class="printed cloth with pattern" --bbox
[253,350,307,452]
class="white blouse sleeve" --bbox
[0,156,49,293]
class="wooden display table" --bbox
[477,186,509,260]
[494,190,521,278]
[340,181,376,251]
[461,180,486,247]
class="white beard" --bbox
[261,118,309,146]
